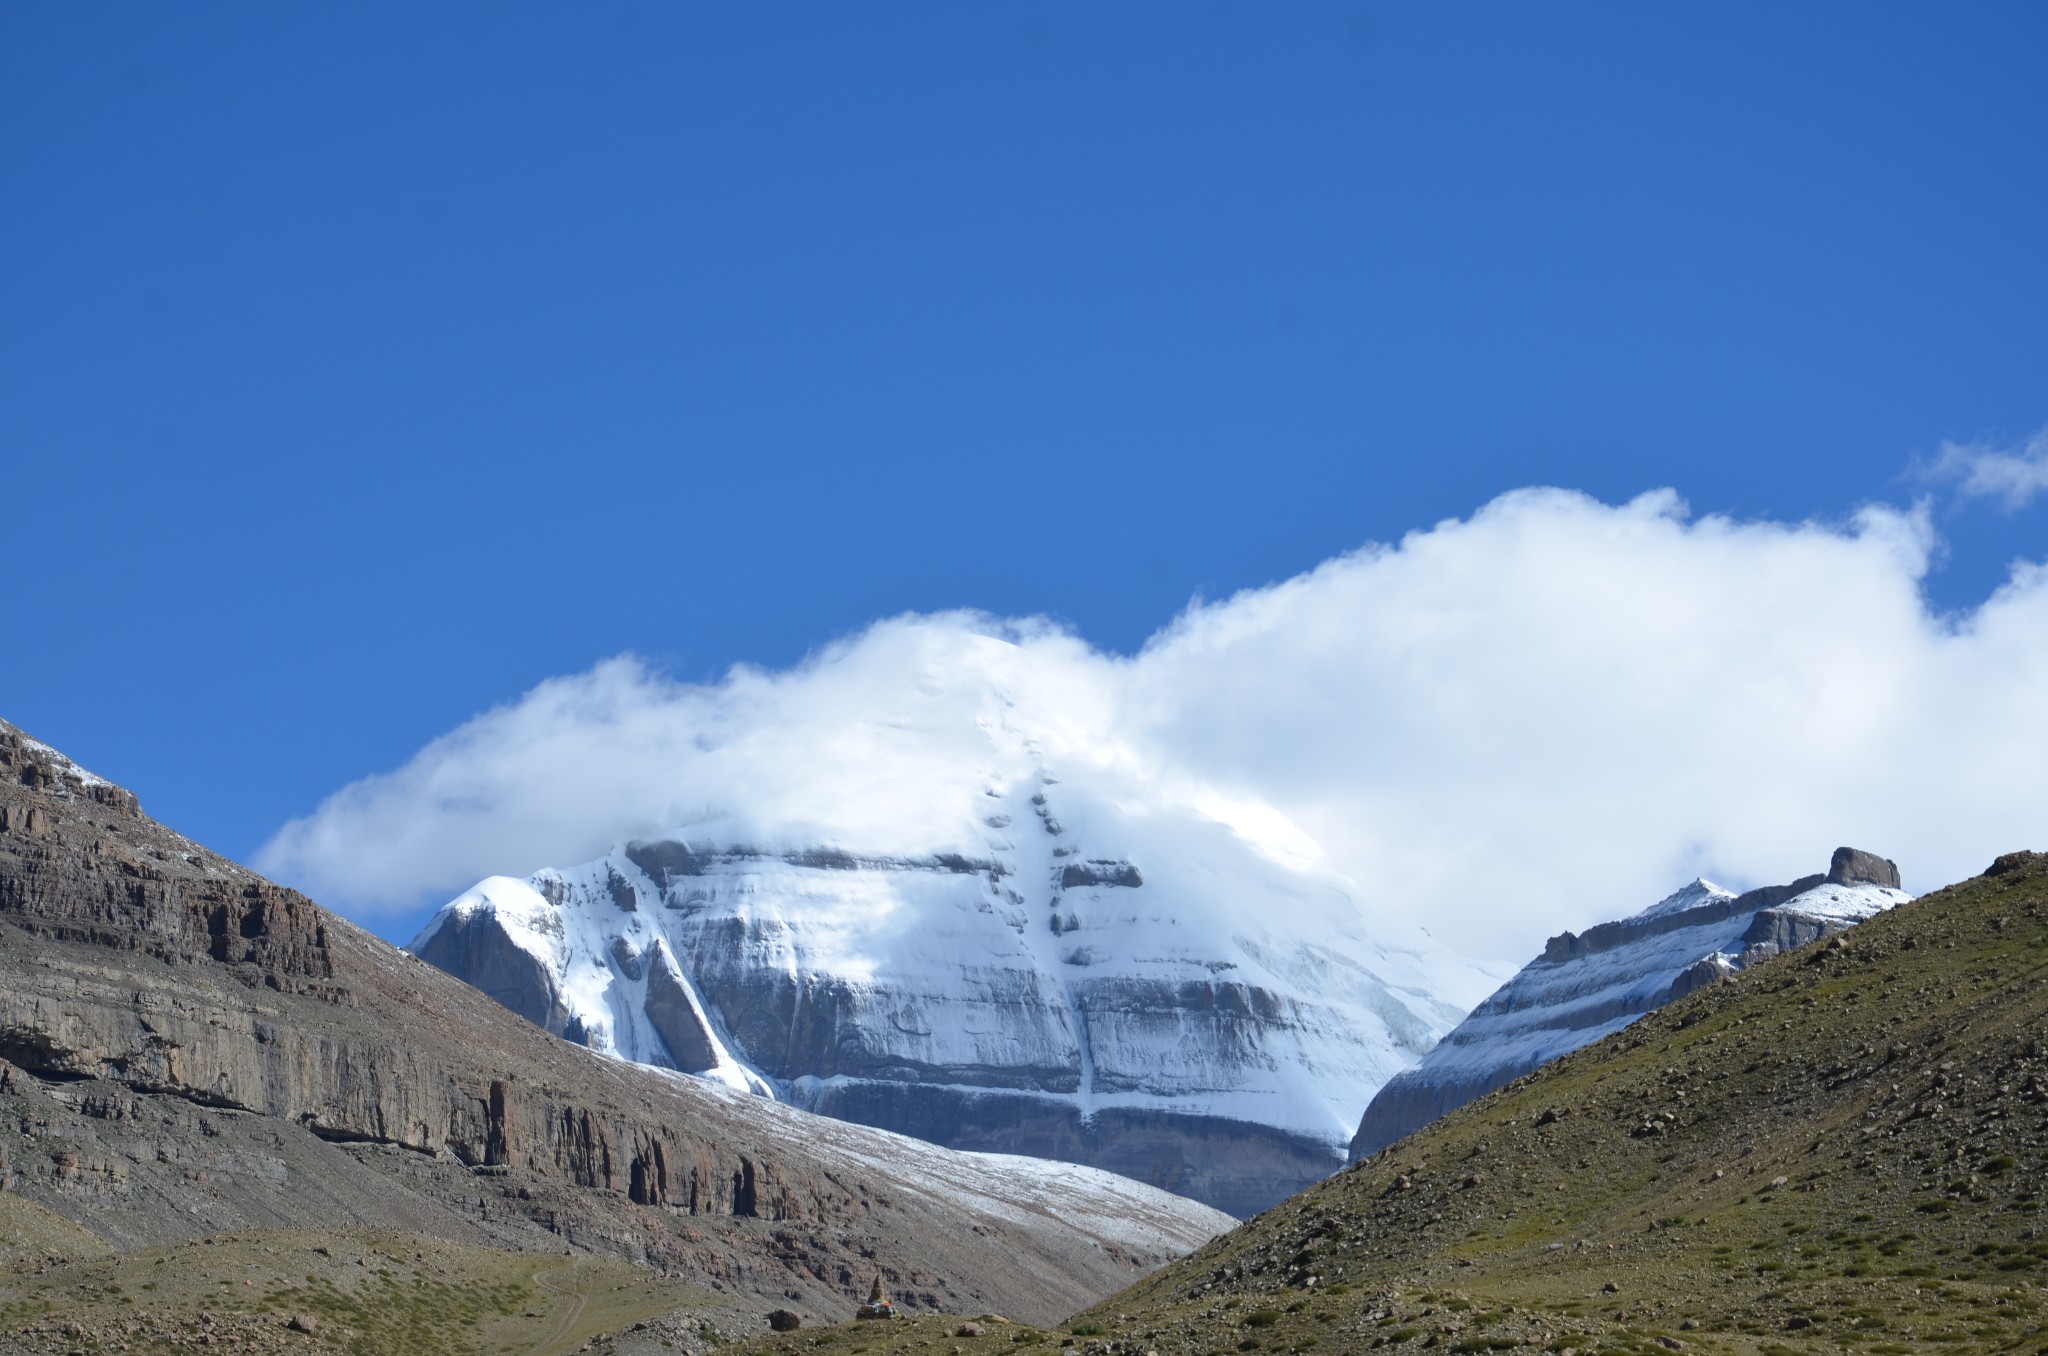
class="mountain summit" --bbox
[414,763,1494,1218]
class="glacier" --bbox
[1348,845,1910,1159]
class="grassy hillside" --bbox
[0,1213,736,1355]
[734,849,2048,1355]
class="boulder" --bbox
[1827,847,1901,890]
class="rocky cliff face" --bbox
[1347,847,1910,1159]
[414,774,1497,1218]
[0,719,1230,1326]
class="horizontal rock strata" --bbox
[1349,854,1910,1159]
[0,719,1229,1325]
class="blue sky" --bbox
[4,2,2045,913]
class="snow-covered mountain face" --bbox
[412,744,1495,1218]
[1348,846,1910,1159]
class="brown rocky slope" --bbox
[0,718,1228,1332]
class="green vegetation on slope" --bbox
[0,1225,727,1355]
[738,850,2048,1355]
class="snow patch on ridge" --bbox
[18,735,111,789]
[1775,878,1910,927]
[1634,878,1735,920]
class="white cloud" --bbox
[255,487,2048,964]
[1921,427,2048,509]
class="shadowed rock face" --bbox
[642,940,720,1072]
[1829,845,1902,889]
[1349,851,1910,1160]
[0,719,1229,1326]
[410,901,589,1044]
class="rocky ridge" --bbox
[0,718,1229,1331]
[1350,847,1910,1159]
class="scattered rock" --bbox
[286,1314,318,1333]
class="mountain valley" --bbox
[0,718,1230,1351]
[9,708,2039,1355]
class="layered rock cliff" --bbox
[414,772,1497,1218]
[1347,847,1909,1159]
[0,718,1230,1325]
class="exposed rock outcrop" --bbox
[1828,844,1902,889]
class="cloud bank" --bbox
[256,487,2048,961]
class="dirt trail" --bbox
[524,1260,592,1356]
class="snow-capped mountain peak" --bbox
[413,765,1497,1217]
